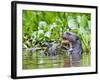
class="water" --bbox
[22,49,90,69]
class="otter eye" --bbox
[66,32,71,35]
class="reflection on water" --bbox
[22,49,90,69]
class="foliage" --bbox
[22,10,91,54]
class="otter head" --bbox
[62,32,78,43]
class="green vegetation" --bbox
[22,10,91,69]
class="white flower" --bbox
[32,31,37,39]
[67,16,78,29]
[79,27,85,33]
[77,16,81,23]
[49,23,57,30]
[44,31,51,38]
[38,21,47,29]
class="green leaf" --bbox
[80,15,88,28]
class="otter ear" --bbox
[75,36,79,40]
[72,35,80,43]
[72,34,79,42]
[67,32,78,42]
[66,32,71,35]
